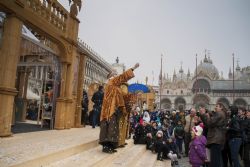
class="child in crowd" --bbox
[154,130,165,161]
[166,138,179,166]
[189,125,207,167]
[173,120,185,155]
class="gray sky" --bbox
[59,0,250,85]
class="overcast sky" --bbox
[59,0,250,85]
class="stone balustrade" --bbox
[25,0,69,33]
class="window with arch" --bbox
[192,79,211,93]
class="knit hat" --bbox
[192,125,203,136]
[156,130,163,137]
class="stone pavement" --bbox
[0,126,191,167]
[0,126,99,167]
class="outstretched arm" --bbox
[131,63,139,71]
[111,63,140,85]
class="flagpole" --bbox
[159,55,163,111]
[195,54,198,94]
[232,53,235,101]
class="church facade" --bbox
[158,55,250,111]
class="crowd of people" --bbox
[129,104,250,167]
[81,63,250,167]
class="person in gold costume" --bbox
[99,63,139,153]
[118,84,137,148]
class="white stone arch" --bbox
[234,98,248,108]
[161,98,172,110]
[192,77,211,93]
[192,93,210,108]
[174,96,186,110]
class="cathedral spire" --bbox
[204,54,208,63]
[179,61,184,73]
[187,68,190,78]
[173,69,176,81]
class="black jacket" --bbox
[241,118,250,143]
[227,115,243,140]
[82,90,89,110]
[91,90,104,106]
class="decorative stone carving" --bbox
[69,0,82,17]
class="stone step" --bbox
[134,149,158,167]
[0,127,100,167]
[45,139,135,167]
[103,144,146,167]
[1,126,173,167]
[45,139,172,167]
[153,159,171,167]
[11,139,99,167]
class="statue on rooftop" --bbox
[116,57,119,64]
[69,0,82,17]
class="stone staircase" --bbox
[0,126,172,167]
[45,139,171,167]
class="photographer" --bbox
[200,102,227,167]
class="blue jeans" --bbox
[209,143,223,167]
[229,138,242,167]
[175,137,184,153]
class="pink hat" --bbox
[156,130,163,137]
[192,125,203,136]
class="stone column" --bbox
[65,63,73,129]
[0,15,22,136]
[16,68,29,122]
[54,62,68,129]
[75,54,86,127]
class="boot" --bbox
[175,161,178,165]
[157,152,163,161]
[102,146,113,154]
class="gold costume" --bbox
[99,69,134,145]
[118,93,136,146]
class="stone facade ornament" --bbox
[69,0,82,17]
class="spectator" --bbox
[173,120,185,155]
[81,89,89,126]
[184,108,197,157]
[241,110,250,167]
[227,106,243,167]
[91,85,104,128]
[189,125,207,167]
[200,102,227,167]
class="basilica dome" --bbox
[195,55,219,80]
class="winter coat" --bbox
[92,90,104,107]
[174,124,185,139]
[189,135,207,166]
[133,124,151,144]
[241,118,250,144]
[227,115,243,140]
[201,111,227,145]
[100,69,134,121]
